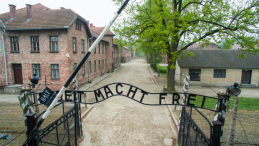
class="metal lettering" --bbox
[104,85,114,98]
[159,93,167,105]
[116,83,123,94]
[94,89,105,102]
[140,90,148,103]
[127,86,138,99]
[187,94,196,106]
[172,93,180,104]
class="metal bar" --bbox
[56,127,59,146]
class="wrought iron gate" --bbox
[178,106,212,146]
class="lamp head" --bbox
[227,82,241,96]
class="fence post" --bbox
[212,120,223,146]
[227,95,239,145]
[25,112,36,146]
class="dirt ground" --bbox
[80,59,178,146]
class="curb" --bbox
[147,65,179,131]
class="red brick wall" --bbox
[4,29,69,90]
[88,38,109,81]
[67,20,89,88]
[123,48,131,63]
[113,44,120,68]
[0,29,6,84]
[103,35,114,72]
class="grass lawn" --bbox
[191,96,259,111]
[150,64,168,75]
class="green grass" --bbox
[191,96,259,111]
[150,64,168,75]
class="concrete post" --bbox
[227,95,238,145]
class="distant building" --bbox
[122,46,131,63]
[175,50,259,87]
[186,42,221,50]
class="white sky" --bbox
[0,0,121,28]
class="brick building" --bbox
[0,4,120,90]
[122,46,131,63]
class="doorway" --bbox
[241,70,252,84]
[13,64,23,84]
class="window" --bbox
[105,44,107,54]
[102,44,104,54]
[76,22,81,31]
[11,37,19,52]
[189,69,201,81]
[82,63,85,75]
[50,37,58,52]
[98,44,100,54]
[31,37,39,52]
[94,61,96,72]
[73,37,76,52]
[81,39,84,52]
[94,47,96,54]
[89,61,91,73]
[99,60,100,70]
[51,64,59,79]
[102,59,104,69]
[32,64,40,78]
[73,63,77,70]
[214,69,226,78]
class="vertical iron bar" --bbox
[56,127,59,146]
[66,114,70,146]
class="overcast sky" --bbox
[0,0,121,28]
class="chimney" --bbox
[60,7,65,10]
[90,23,93,28]
[26,4,32,20]
[9,4,16,20]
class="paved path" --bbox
[80,59,177,146]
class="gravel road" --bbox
[80,59,177,146]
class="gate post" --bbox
[25,112,36,146]
[212,120,223,146]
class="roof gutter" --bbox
[1,20,8,86]
[6,27,68,30]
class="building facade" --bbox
[122,47,131,63]
[0,4,121,90]
[175,50,259,87]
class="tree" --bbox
[112,0,259,91]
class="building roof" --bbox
[124,46,130,51]
[178,50,259,69]
[90,29,109,43]
[0,19,5,29]
[0,3,91,37]
[186,42,221,50]
[90,27,115,36]
[231,45,246,50]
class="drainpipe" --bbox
[107,43,109,73]
[2,25,8,86]
[88,37,93,83]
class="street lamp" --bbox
[227,82,241,96]
[30,73,39,88]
